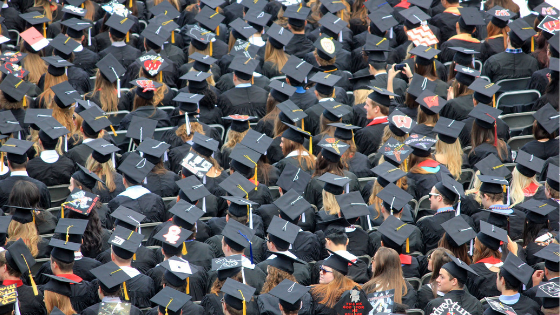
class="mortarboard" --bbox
[61,5,86,17]
[43,275,78,297]
[410,44,440,65]
[336,191,369,220]
[212,255,243,280]
[283,4,311,27]
[538,15,559,39]
[176,175,211,203]
[0,111,22,136]
[49,34,80,59]
[536,282,560,309]
[379,138,412,167]
[399,6,430,28]
[20,27,49,52]
[267,216,300,249]
[367,86,397,107]
[322,250,357,275]
[377,182,413,214]
[62,187,100,215]
[500,253,534,286]
[368,11,398,34]
[117,152,155,185]
[268,280,309,311]
[269,79,297,103]
[407,24,439,47]
[441,216,476,247]
[281,123,312,146]
[220,171,256,198]
[435,175,464,203]
[474,154,511,177]
[534,103,560,134]
[277,100,307,124]
[240,129,273,155]
[318,172,351,195]
[273,188,311,221]
[457,7,485,31]
[229,144,261,178]
[109,226,142,259]
[0,216,12,236]
[222,196,258,225]
[0,138,33,165]
[141,22,172,47]
[407,73,436,98]
[90,261,132,292]
[372,161,406,188]
[484,299,517,315]
[53,218,87,245]
[508,18,537,45]
[441,253,478,284]
[230,18,256,40]
[130,78,162,100]
[221,218,255,261]
[404,134,437,157]
[467,103,502,129]
[223,115,256,133]
[331,123,360,141]
[310,71,341,95]
[416,90,446,115]
[318,136,349,162]
[433,117,465,144]
[74,99,101,114]
[487,6,514,28]
[477,220,508,250]
[149,0,180,18]
[159,256,195,289]
[79,107,113,134]
[49,238,81,263]
[85,138,120,164]
[267,23,294,49]
[478,174,508,194]
[229,55,258,79]
[96,53,126,86]
[105,13,134,38]
[200,0,225,8]
[0,74,32,102]
[189,52,216,73]
[169,199,204,229]
[534,243,560,272]
[449,47,478,66]
[153,224,192,256]
[319,12,347,37]
[319,100,350,121]
[515,150,545,177]
[195,6,224,31]
[136,138,170,164]
[51,81,80,108]
[546,163,559,191]
[281,55,313,83]
[151,287,191,315]
[221,278,256,313]
[61,18,92,40]
[268,251,305,274]
[24,109,52,131]
[180,71,211,90]
[0,63,29,81]
[454,65,480,86]
[110,206,145,230]
[0,51,26,64]
[320,0,345,13]
[276,164,312,195]
[20,12,50,35]
[5,238,38,294]
[0,284,17,314]
[138,50,168,77]
[518,199,556,224]
[245,8,271,29]
[378,215,415,253]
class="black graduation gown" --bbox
[1,6,25,33]
[524,277,560,305]
[520,140,559,162]
[459,116,510,148]
[262,61,283,79]
[142,171,180,197]
[482,51,539,83]
[304,48,353,77]
[123,53,178,89]
[311,252,371,285]
[27,154,75,186]
[160,122,222,150]
[411,124,436,138]
[303,101,354,136]
[255,202,316,231]
[107,188,166,223]
[81,301,143,315]
[467,143,513,169]
[98,44,143,70]
[484,295,543,315]
[424,290,483,315]
[144,300,204,315]
[92,172,127,203]
[417,211,475,252]
[368,223,425,257]
[407,163,452,201]
[417,284,441,310]
[67,66,92,95]
[257,255,311,286]
[467,262,501,300]
[64,142,94,167]
[274,155,314,176]
[207,215,265,239]
[34,258,101,285]
[284,34,315,59]
[204,234,267,265]
[201,292,259,315]
[439,94,474,121]
[430,8,462,43]
[205,257,267,294]
[304,171,360,210]
[73,47,100,77]
[369,73,409,100]
[290,88,320,111]
[14,284,48,315]
[266,137,285,165]
[146,263,207,301]
[0,174,51,209]
[218,85,269,118]
[117,106,172,130]
[96,246,158,274]
[439,35,482,63]
[354,120,387,156]
[292,230,323,262]
[480,35,506,63]
[527,68,550,95]
[471,207,526,241]
[257,165,280,187]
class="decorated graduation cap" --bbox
[500,252,534,286]
[0,138,32,165]
[487,5,514,28]
[508,18,537,46]
[388,109,416,137]
[407,73,436,98]
[190,52,216,73]
[229,55,258,80]
[222,218,256,262]
[0,284,17,314]
[379,138,412,167]
[195,6,224,31]
[281,55,313,84]
[538,15,559,39]
[229,144,261,179]
[372,161,406,188]
[240,129,273,155]
[310,71,341,96]
[477,220,508,250]
[277,100,307,125]
[130,78,162,100]
[433,117,464,144]
[537,282,560,309]
[318,136,349,162]
[474,154,511,177]
[454,65,480,86]
[518,199,556,224]
[43,274,78,297]
[534,103,560,134]
[441,253,478,285]
[410,44,440,67]
[268,280,309,312]
[322,249,357,275]
[377,182,413,215]
[109,225,142,260]
[96,53,126,97]
[20,26,49,52]
[276,164,312,195]
[318,172,351,195]
[416,90,446,115]
[63,186,100,217]
[0,74,32,104]
[368,86,397,107]
[158,257,195,289]
[212,255,243,280]
[404,134,437,157]
[20,11,50,37]
[314,34,341,62]
[51,81,80,108]
[138,51,168,77]
[118,152,155,185]
[270,79,296,103]
[457,7,484,32]
[111,206,145,231]
[515,150,544,178]
[534,243,560,272]
[400,6,430,29]
[283,4,311,28]
[105,13,135,39]
[273,188,311,224]
[91,261,132,294]
[484,299,517,315]
[267,23,294,49]
[86,138,119,165]
[221,278,256,315]
[441,216,476,251]
[151,287,191,315]
[267,215,300,250]
[169,199,205,229]
[546,163,559,191]
[5,238,38,295]
[154,223,192,257]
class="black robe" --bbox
[207,215,265,239]
[98,44,143,69]
[144,301,204,315]
[439,94,474,121]
[146,263,207,301]
[430,8,462,43]
[467,262,501,300]
[204,234,267,265]
[217,85,269,118]
[467,143,513,169]
[290,88,319,111]
[64,142,94,167]
[95,246,159,274]
[142,171,180,197]
[66,66,91,95]
[459,116,510,148]
[73,47,100,77]
[303,101,354,136]
[27,154,75,186]
[304,171,360,210]
[205,257,267,294]
[368,225,425,260]
[12,284,48,315]
[118,107,172,130]
[480,35,506,63]
[257,292,313,315]
[354,121,387,156]
[0,174,51,209]
[108,188,166,223]
[92,172,127,203]
[439,35,482,63]
[425,290,483,315]
[417,283,442,310]
[201,292,259,315]
[34,257,101,285]
[471,207,526,241]
[407,163,452,201]
[417,211,475,252]
[520,139,559,162]
[284,34,315,59]
[257,254,311,286]
[483,295,543,315]
[482,51,539,83]
[81,301,143,315]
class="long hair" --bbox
[257,156,273,185]
[470,123,508,160]
[263,94,280,124]
[125,0,139,17]
[82,0,95,20]
[261,265,297,294]
[66,185,103,256]
[132,95,157,113]
[429,248,453,298]
[451,80,474,98]
[473,237,502,263]
[51,105,77,137]
[319,115,338,136]
[522,219,549,247]
[417,109,439,126]
[368,181,383,218]
[139,68,169,106]
[274,115,290,138]
[6,181,43,256]
[434,137,463,179]
[87,69,119,112]
[20,42,46,84]
[415,62,437,80]
[34,0,55,24]
[340,138,357,170]
[350,0,367,20]
[264,41,289,73]
[188,44,212,62]
[86,155,117,192]
[38,74,69,108]
[44,290,76,315]
[310,269,360,308]
[210,271,243,295]
[281,138,315,170]
[223,129,249,149]
[187,67,215,86]
[151,160,168,175]
[314,152,345,178]
[0,92,24,110]
[404,92,420,109]
[362,247,408,303]
[175,120,204,142]
[322,190,341,215]
[466,170,482,204]
[438,234,472,265]
[353,89,372,106]
[510,168,541,206]
[544,69,560,109]
[532,29,549,67]
[486,22,508,51]
[7,221,41,256]
[408,154,433,175]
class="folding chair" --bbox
[507,135,534,151]
[496,90,541,115]
[499,111,536,137]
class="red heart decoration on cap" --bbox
[143,59,162,71]
[392,115,412,129]
[423,96,439,108]
[544,20,560,32]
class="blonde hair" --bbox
[434,137,463,179]
[87,69,119,112]
[38,74,69,108]
[6,221,41,257]
[380,125,408,150]
[44,290,76,315]
[264,41,289,73]
[510,168,541,206]
[188,44,212,61]
[176,121,204,142]
[466,170,482,203]
[20,45,47,84]
[322,190,340,215]
[353,89,372,106]
[223,129,249,149]
[86,155,117,192]
[34,0,54,24]
[188,67,215,86]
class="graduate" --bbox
[136,138,180,197]
[525,244,560,304]
[149,286,201,315]
[267,280,310,315]
[118,78,172,129]
[83,54,127,112]
[283,4,314,59]
[438,8,483,63]
[354,87,395,156]
[282,56,316,111]
[84,138,126,203]
[62,19,99,77]
[97,13,141,69]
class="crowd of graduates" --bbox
[0,0,555,313]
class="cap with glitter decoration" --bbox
[151,287,190,315]
[222,218,255,251]
[109,226,142,259]
[153,224,192,249]
[273,188,311,220]
[110,206,146,230]
[457,7,484,31]
[319,12,348,36]
[0,284,17,314]
[229,55,259,79]
[474,154,511,177]
[0,63,29,81]
[96,53,126,83]
[245,9,271,28]
[20,27,49,52]
[180,71,211,90]
[368,10,398,33]
[547,163,559,191]
[368,86,397,107]
[281,55,313,83]
[336,191,369,220]
[51,81,79,108]
[478,174,508,194]
[126,116,158,141]
[276,163,312,195]
[267,216,300,248]
[130,78,163,100]
[0,74,32,102]
[454,65,480,86]
[195,6,224,31]
[379,138,412,167]
[277,100,307,123]
[269,280,309,311]
[534,243,560,272]
[441,216,476,246]
[192,132,219,157]
[388,110,416,137]
[229,144,261,177]
[90,261,132,292]
[139,51,168,76]
[61,18,92,39]
[221,278,256,312]
[318,137,349,162]
[405,134,437,157]
[212,255,242,280]
[407,74,436,98]
[105,13,134,37]
[149,0,180,18]
[487,6,514,28]
[519,199,556,224]
[469,105,502,131]
[270,80,296,103]
[508,18,537,45]
[330,123,360,141]
[320,100,350,121]
[501,253,533,285]
[378,215,415,249]
[118,152,155,185]
[515,150,545,178]
[223,115,256,133]
[281,123,311,145]
[49,34,80,57]
[176,175,211,202]
[410,44,440,65]
[230,18,257,40]
[219,171,256,197]
[0,138,33,164]
[79,107,112,134]
[136,138,170,164]
[318,172,351,195]
[538,15,559,37]
[43,274,78,297]
[433,117,464,144]
[477,220,508,250]
[189,52,216,73]
[417,90,446,115]
[399,6,430,28]
[372,161,406,187]
[314,35,341,60]
[536,283,560,309]
[267,24,294,49]
[284,4,311,27]
[534,103,560,134]
[441,253,478,285]
[169,199,204,229]
[322,250,357,275]
[377,182,413,213]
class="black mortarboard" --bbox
[245,8,271,28]
[90,261,132,292]
[283,4,311,27]
[276,164,312,194]
[449,47,478,66]
[310,72,341,95]
[267,216,299,249]
[487,6,514,28]
[195,6,224,31]
[518,199,556,224]
[118,152,155,185]
[281,55,313,83]
[149,1,180,19]
[457,7,484,31]
[0,284,17,314]
[407,73,436,98]
[474,154,511,177]
[535,2,560,20]
[229,55,258,80]
[441,216,476,246]
[51,81,79,109]
[219,171,256,198]
[129,78,162,100]
[20,11,50,26]
[223,196,258,221]
[468,103,502,129]
[240,129,273,155]
[160,256,196,288]
[534,103,560,134]
[96,53,125,83]
[515,150,545,177]
[0,111,22,136]
[50,238,81,263]
[534,243,560,272]
[273,188,311,220]
[43,275,78,297]
[550,57,559,74]
[111,206,145,230]
[24,109,52,131]
[368,11,398,33]
[281,123,312,145]
[410,44,440,65]
[433,117,464,144]
[268,280,309,311]
[150,14,179,34]
[478,174,508,194]
[109,226,142,259]
[74,100,100,114]
[404,134,437,157]
[318,172,351,195]
[229,144,261,177]
[319,12,347,37]
[408,0,430,9]
[536,282,560,309]
[322,249,357,275]
[320,100,350,121]
[372,161,406,187]
[318,137,349,162]
[200,0,225,8]
[240,0,267,11]
[136,138,170,163]
[141,22,171,47]
[336,191,369,220]
[79,107,112,134]
[222,218,255,252]
[547,163,559,191]
[61,18,91,39]
[230,18,257,40]
[416,90,446,115]
[508,18,537,45]
[454,65,480,86]
[85,138,120,164]
[212,255,243,280]
[368,86,397,107]
[54,218,87,244]
[0,216,11,236]
[176,175,211,202]
[0,74,32,102]
[190,52,217,73]
[169,199,204,229]
[377,182,413,213]
[63,187,99,215]
[268,251,305,274]
[399,6,430,28]
[378,215,415,253]
[5,238,36,280]
[477,221,508,250]
[0,139,33,164]
[180,71,211,90]
[269,79,296,103]
[277,100,307,123]
[50,34,80,59]
[320,0,345,13]
[151,287,190,315]
[105,13,134,37]
[501,253,533,286]
[441,253,477,284]
[379,138,412,167]
[36,117,68,144]
[331,123,360,141]
[221,279,256,311]
[267,23,294,49]
[485,299,517,315]
[61,5,87,17]
[435,175,464,203]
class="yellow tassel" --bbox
[22,96,26,108]
[238,290,246,315]
[126,32,129,42]
[251,76,254,84]
[301,119,305,132]
[123,281,129,300]
[133,253,136,260]
[1,152,4,172]
[253,165,257,183]
[110,125,117,137]
[433,60,436,73]
[159,72,163,82]
[182,242,187,255]
[403,159,408,172]
[406,238,409,253]
[531,36,534,53]
[209,42,213,57]
[186,277,190,294]
[60,205,64,218]
[171,31,175,44]
[32,212,35,224]
[309,137,312,155]
[129,0,132,7]
[351,130,354,145]
[216,25,219,36]
[493,94,496,108]
[21,255,38,295]
[503,185,506,193]
[43,23,46,38]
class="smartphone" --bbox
[394,64,406,71]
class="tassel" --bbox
[64,135,67,152]
[60,205,64,218]
[21,255,38,295]
[209,42,213,57]
[367,215,372,230]
[159,72,163,83]
[216,25,219,36]
[171,31,175,44]
[253,165,257,183]
[433,60,436,73]
[301,119,305,132]
[43,23,46,38]
[531,36,534,52]
[123,281,129,300]
[309,137,312,155]
[249,206,253,229]
[406,238,409,253]
[186,277,190,294]
[1,152,4,172]
[493,94,496,108]
[469,239,473,256]
[110,125,117,137]
[351,130,354,144]
[22,96,26,108]
[182,242,187,255]
[456,200,461,216]
[202,197,206,212]
[129,0,132,7]
[126,32,129,42]
[238,289,246,315]
[81,3,83,7]
[133,253,136,260]
[251,76,254,84]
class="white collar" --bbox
[374,72,387,77]
[249,35,266,47]
[101,297,122,303]
[318,98,334,102]
[266,250,298,260]
[82,138,95,143]
[120,265,140,278]
[236,83,252,88]
[112,41,127,47]
[334,250,357,261]
[118,185,151,199]
[10,170,28,177]
[240,256,256,269]
[286,150,309,158]
[40,150,60,163]
[74,45,84,52]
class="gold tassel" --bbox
[493,94,496,108]
[253,165,257,183]
[351,130,354,145]
[126,32,129,42]
[433,60,436,73]
[216,25,219,36]
[209,42,213,57]
[123,281,129,300]
[110,125,117,137]
[301,119,305,132]
[133,253,136,260]
[1,152,4,172]
[22,96,26,108]
[21,255,38,295]
[406,238,409,253]
[81,3,84,8]
[43,23,46,38]
[171,31,175,44]
[251,76,254,84]
[159,72,163,82]
[309,137,312,155]
[186,277,190,294]
[531,36,534,52]
[60,205,64,218]
[129,0,132,7]
[238,290,246,315]
[182,242,187,255]
[165,299,173,315]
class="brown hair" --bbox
[428,248,453,298]
[264,41,289,72]
[175,121,204,142]
[86,155,117,192]
[451,80,474,98]
[313,49,336,66]
[0,92,24,110]
[472,237,502,263]
[263,94,281,126]
[434,137,463,179]
[281,138,316,170]
[6,181,43,256]
[38,74,69,109]
[486,22,508,51]
[362,247,408,303]
[340,138,357,170]
[546,182,560,199]
[0,252,21,277]
[415,62,437,80]
[438,233,472,265]
[261,265,297,294]
[34,0,55,24]
[223,129,249,149]
[469,123,508,160]
[86,69,119,112]
[484,0,519,13]
[533,120,558,140]
[310,269,360,308]
[20,44,47,84]
[44,290,76,315]
[138,68,169,107]
[417,109,439,126]
[210,270,243,294]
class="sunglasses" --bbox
[319,267,333,275]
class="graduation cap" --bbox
[449,47,478,67]
[169,199,205,229]
[368,86,397,107]
[416,90,446,115]
[368,10,398,34]
[149,0,180,19]
[534,103,560,134]
[281,55,313,84]
[229,55,258,80]
[180,71,211,90]
[377,182,413,214]
[378,138,412,167]
[276,164,312,195]
[0,216,12,237]
[245,8,271,30]
[518,199,556,224]
[535,2,560,20]
[318,172,351,195]
[282,123,312,146]
[240,129,273,155]
[0,74,32,103]
[550,57,559,74]
[372,161,406,188]
[96,53,126,88]
[399,6,430,28]
[318,136,349,162]
[141,22,172,47]
[151,287,190,315]
[268,279,309,312]
[500,253,534,286]
[50,34,80,59]
[222,218,256,261]
[508,18,537,46]
[117,152,155,185]
[0,62,29,82]
[404,134,437,157]
[320,100,349,122]
[189,52,217,73]
[212,255,243,280]
[320,0,346,14]
[74,99,101,114]
[63,184,100,216]
[5,238,38,294]
[105,13,134,38]
[336,191,369,220]
[410,44,440,66]
[268,251,305,275]
[230,18,256,41]
[310,71,341,96]
[51,81,80,108]
[43,274,78,297]
[538,15,560,37]
[269,79,296,103]
[50,237,81,264]
[0,111,22,136]
[267,215,300,249]
[176,175,211,204]
[534,243,560,272]
[138,51,167,77]
[457,7,484,32]
[181,151,213,179]
[79,107,113,135]
[20,12,50,35]
[160,256,195,290]
[441,216,476,247]
[200,0,225,8]
[546,163,559,191]
[330,123,360,141]
[407,73,436,98]
[223,115,256,134]
[478,174,508,194]
[130,78,162,100]
[0,284,17,314]
[484,299,517,315]
[283,4,311,27]
[136,138,170,165]
[153,223,192,256]
[441,253,477,285]
[91,261,132,293]
[435,175,464,205]
[0,138,33,165]
[454,65,480,86]
[474,154,511,177]
[36,117,68,148]
[322,249,357,275]
[150,14,179,34]
[195,6,224,31]
[274,188,311,223]
[477,220,508,250]
[319,12,347,38]
[111,206,145,231]
[20,27,49,52]
[61,4,86,17]
[229,144,261,179]
[515,150,544,178]
[433,117,464,144]
[468,103,502,129]
[219,171,256,198]
[267,23,294,50]
[223,196,258,227]
[406,24,439,48]
[42,56,73,77]
[277,100,307,123]
[109,225,142,259]
[86,138,120,164]
[221,278,256,313]
[240,0,267,11]
[54,218,87,245]
[536,282,560,309]
[0,51,26,64]
[24,109,52,131]
[378,215,415,252]
[487,6,514,29]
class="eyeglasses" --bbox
[319,267,333,275]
